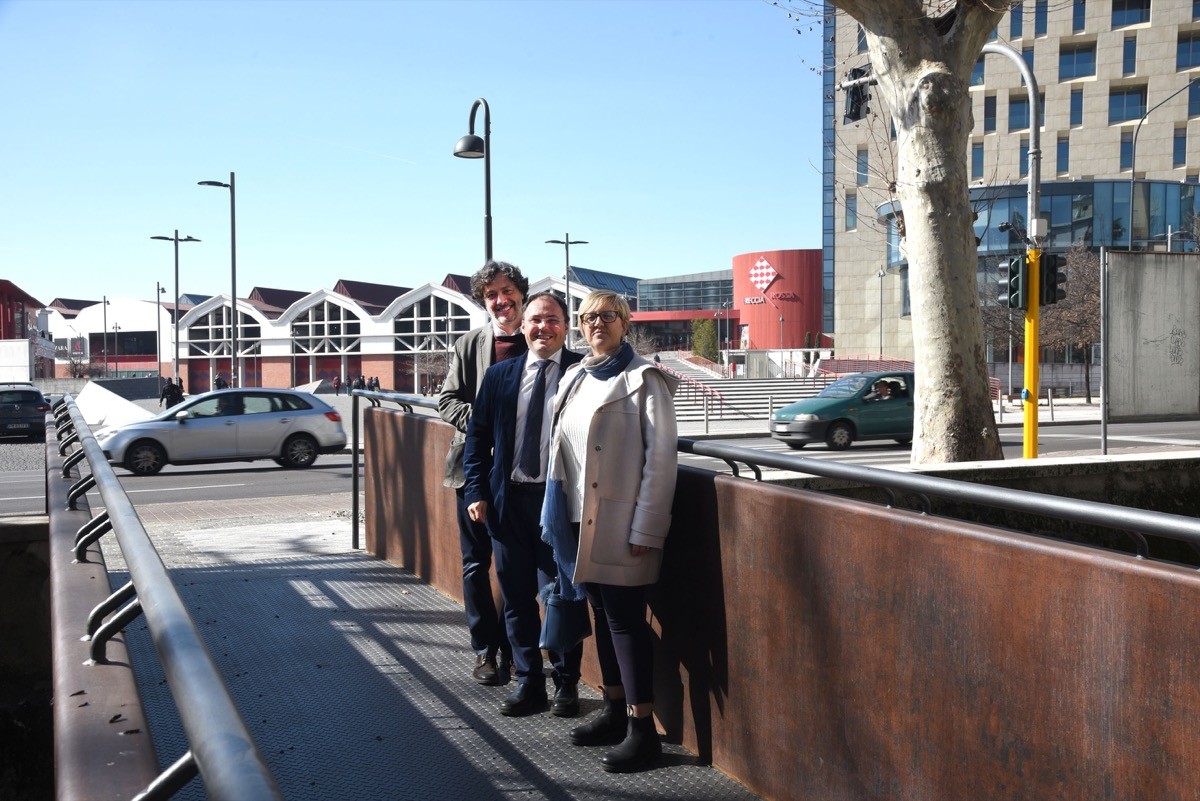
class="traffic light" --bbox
[844,66,871,124]
[999,255,1028,310]
[1040,254,1066,305]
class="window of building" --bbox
[1121,131,1134,170]
[1195,0,1200,20]
[856,147,869,185]
[972,142,984,179]
[1123,35,1137,75]
[1112,0,1150,28]
[1011,2,1024,37]
[1010,95,1030,131]
[1057,136,1070,174]
[984,95,997,132]
[857,25,867,53]
[971,57,985,87]
[989,25,998,41]
[1071,88,1084,126]
[1023,46,1035,71]
[1073,0,1086,31]
[1035,0,1048,35]
[1191,81,1200,117]
[1179,33,1200,70]
[1020,139,1030,177]
[1109,86,1146,124]
[1176,128,1188,167]
[846,193,858,230]
[1059,43,1096,80]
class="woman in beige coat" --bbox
[547,289,678,773]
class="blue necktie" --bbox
[518,359,551,478]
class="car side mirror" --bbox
[174,410,190,424]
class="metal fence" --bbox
[48,395,283,801]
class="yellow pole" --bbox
[1023,248,1041,458]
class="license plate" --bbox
[4,423,31,429]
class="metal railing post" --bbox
[352,389,361,550]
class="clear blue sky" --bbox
[0,0,826,308]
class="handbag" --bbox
[539,577,592,652]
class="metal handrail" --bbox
[678,439,1200,549]
[54,395,283,801]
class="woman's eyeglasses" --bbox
[580,310,620,325]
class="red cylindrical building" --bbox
[731,250,822,350]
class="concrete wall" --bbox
[1107,251,1200,420]
[363,407,1200,800]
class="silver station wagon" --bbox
[96,388,346,475]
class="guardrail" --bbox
[48,395,283,801]
[349,388,1200,560]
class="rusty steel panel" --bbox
[46,444,160,800]
[363,411,1200,800]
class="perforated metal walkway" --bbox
[100,496,761,801]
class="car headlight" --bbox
[793,413,820,422]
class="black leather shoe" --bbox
[600,713,661,773]
[551,681,580,718]
[500,683,548,717]
[472,653,500,686]
[569,692,627,746]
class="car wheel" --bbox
[280,434,318,469]
[825,422,854,450]
[125,441,167,476]
[785,442,808,450]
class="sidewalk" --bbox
[99,495,760,801]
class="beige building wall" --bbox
[829,2,1200,360]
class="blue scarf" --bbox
[540,341,637,602]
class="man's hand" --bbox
[467,500,488,523]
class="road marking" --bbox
[1039,433,1200,446]
[120,483,248,494]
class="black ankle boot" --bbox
[569,693,628,746]
[599,711,661,773]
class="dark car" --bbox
[770,371,915,450]
[0,383,51,441]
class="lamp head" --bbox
[454,134,485,159]
[198,180,230,188]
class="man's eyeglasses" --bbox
[580,310,620,325]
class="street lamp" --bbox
[155,283,165,379]
[453,98,492,261]
[545,234,588,345]
[1128,76,1200,249]
[111,324,121,376]
[151,230,201,383]
[877,266,887,358]
[199,172,238,386]
[102,296,110,377]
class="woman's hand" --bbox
[630,544,653,557]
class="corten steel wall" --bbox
[731,250,822,350]
[364,407,1200,800]
[1107,251,1200,421]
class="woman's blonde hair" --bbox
[578,290,631,325]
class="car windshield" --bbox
[0,390,42,404]
[816,375,871,399]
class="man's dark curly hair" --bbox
[470,260,529,306]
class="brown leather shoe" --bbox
[472,653,500,685]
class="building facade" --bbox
[826,1,1200,361]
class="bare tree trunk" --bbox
[831,0,1005,462]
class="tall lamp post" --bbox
[102,296,110,377]
[877,266,886,358]
[151,230,201,383]
[154,283,165,379]
[199,172,238,385]
[453,98,492,261]
[545,234,588,346]
[1128,76,1200,249]
[111,324,121,376]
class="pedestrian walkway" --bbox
[101,496,760,801]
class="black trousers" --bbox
[455,487,507,658]
[492,484,583,685]
[584,582,653,705]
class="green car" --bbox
[771,371,915,450]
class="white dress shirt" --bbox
[510,350,563,483]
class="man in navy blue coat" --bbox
[464,291,584,717]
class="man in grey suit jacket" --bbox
[437,260,529,685]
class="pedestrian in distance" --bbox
[463,292,585,718]
[437,259,531,686]
[333,375,342,396]
[547,289,679,773]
